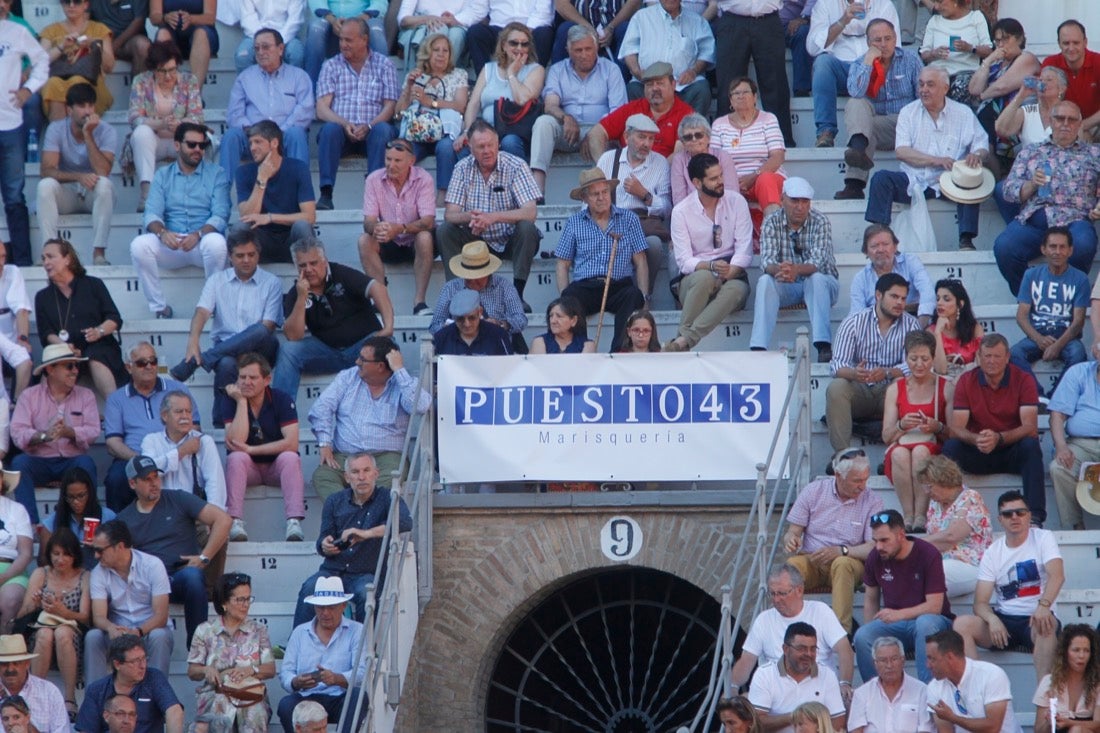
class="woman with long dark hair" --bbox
[37,467,114,568]
[928,279,984,378]
[1034,624,1100,733]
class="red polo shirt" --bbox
[953,364,1038,434]
[597,96,694,158]
[1042,50,1100,119]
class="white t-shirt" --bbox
[0,496,32,561]
[976,528,1061,616]
[848,674,934,733]
[742,600,847,674]
[926,659,1023,733]
[748,661,846,733]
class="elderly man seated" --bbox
[864,66,990,251]
[783,448,883,634]
[848,224,935,326]
[432,290,514,357]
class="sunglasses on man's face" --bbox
[999,507,1029,518]
[183,139,211,150]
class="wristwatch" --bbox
[199,554,210,566]
[840,545,849,556]
[431,99,439,110]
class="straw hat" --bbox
[0,462,19,495]
[448,241,502,280]
[303,577,354,606]
[570,168,619,201]
[0,636,37,662]
[1077,461,1100,515]
[939,161,995,204]
[33,343,87,376]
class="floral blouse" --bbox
[187,616,274,671]
[128,70,204,129]
[926,487,993,567]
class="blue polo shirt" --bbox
[235,157,315,215]
[213,387,299,463]
[1049,361,1100,438]
[432,320,513,356]
[103,378,198,453]
[76,668,180,733]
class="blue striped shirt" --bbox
[847,46,922,116]
[555,206,648,281]
[308,366,431,453]
[830,307,921,381]
[429,276,527,335]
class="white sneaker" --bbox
[229,518,248,542]
[285,518,304,542]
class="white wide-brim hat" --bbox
[304,576,354,606]
[939,161,995,204]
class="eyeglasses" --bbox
[228,595,256,605]
[253,42,277,51]
[131,358,158,368]
[58,362,79,371]
[154,66,178,76]
[506,39,530,48]
[183,140,211,150]
[789,230,803,255]
[65,491,89,502]
[730,89,753,97]
[355,355,385,364]
[455,314,480,323]
[385,140,412,153]
[628,328,652,336]
[59,0,85,5]
[874,655,904,665]
[681,131,706,142]
[999,507,1030,518]
[120,655,147,666]
[954,689,968,715]
[91,543,113,555]
[712,224,722,250]
[1052,115,1082,124]
[768,587,797,599]
[784,643,815,653]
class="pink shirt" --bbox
[11,382,100,456]
[361,165,436,248]
[787,476,884,553]
[670,189,753,274]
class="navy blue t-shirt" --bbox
[235,157,315,215]
[77,668,180,733]
[432,320,513,356]
[214,387,299,464]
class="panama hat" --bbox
[303,576,354,606]
[0,636,37,662]
[0,462,19,495]
[939,161,995,204]
[33,343,87,376]
[449,241,502,280]
[1077,461,1100,515]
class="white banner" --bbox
[436,352,791,483]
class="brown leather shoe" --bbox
[815,130,836,148]
[833,184,865,200]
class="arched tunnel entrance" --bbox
[485,567,722,732]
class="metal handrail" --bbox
[339,342,438,733]
[689,328,814,732]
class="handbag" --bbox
[50,41,103,81]
[493,97,543,146]
[215,674,266,708]
[893,179,937,252]
[399,76,444,144]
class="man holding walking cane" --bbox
[554,168,649,352]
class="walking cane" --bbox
[594,231,620,349]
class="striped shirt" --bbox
[848,253,934,318]
[0,675,69,733]
[309,366,431,453]
[847,47,922,116]
[555,206,648,281]
[711,111,788,179]
[670,190,753,274]
[830,307,921,381]
[596,148,671,216]
[445,151,541,249]
[895,98,987,192]
[316,51,399,124]
[786,477,883,552]
[429,276,528,335]
[759,207,838,277]
[361,166,436,248]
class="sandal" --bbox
[65,700,77,723]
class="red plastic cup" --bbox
[83,517,100,544]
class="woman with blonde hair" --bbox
[790,701,834,733]
[916,454,992,598]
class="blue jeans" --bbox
[993,212,1099,298]
[1010,336,1087,396]
[202,323,279,419]
[220,125,310,180]
[413,136,458,192]
[854,614,951,683]
[105,458,133,512]
[992,179,1020,225]
[0,125,30,265]
[169,566,209,646]
[272,333,375,398]
[866,170,979,238]
[812,54,852,135]
[11,454,97,525]
[943,436,1047,523]
[785,19,811,94]
[305,17,387,82]
[235,35,304,71]
[293,569,374,627]
[318,121,396,186]
[750,272,838,348]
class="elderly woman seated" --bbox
[915,455,993,597]
[668,114,738,206]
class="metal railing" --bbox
[340,342,438,733]
[688,327,815,732]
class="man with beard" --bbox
[554,168,647,351]
[664,153,751,353]
[140,391,226,510]
[584,62,693,160]
[826,272,920,453]
[853,509,952,684]
[747,621,845,733]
